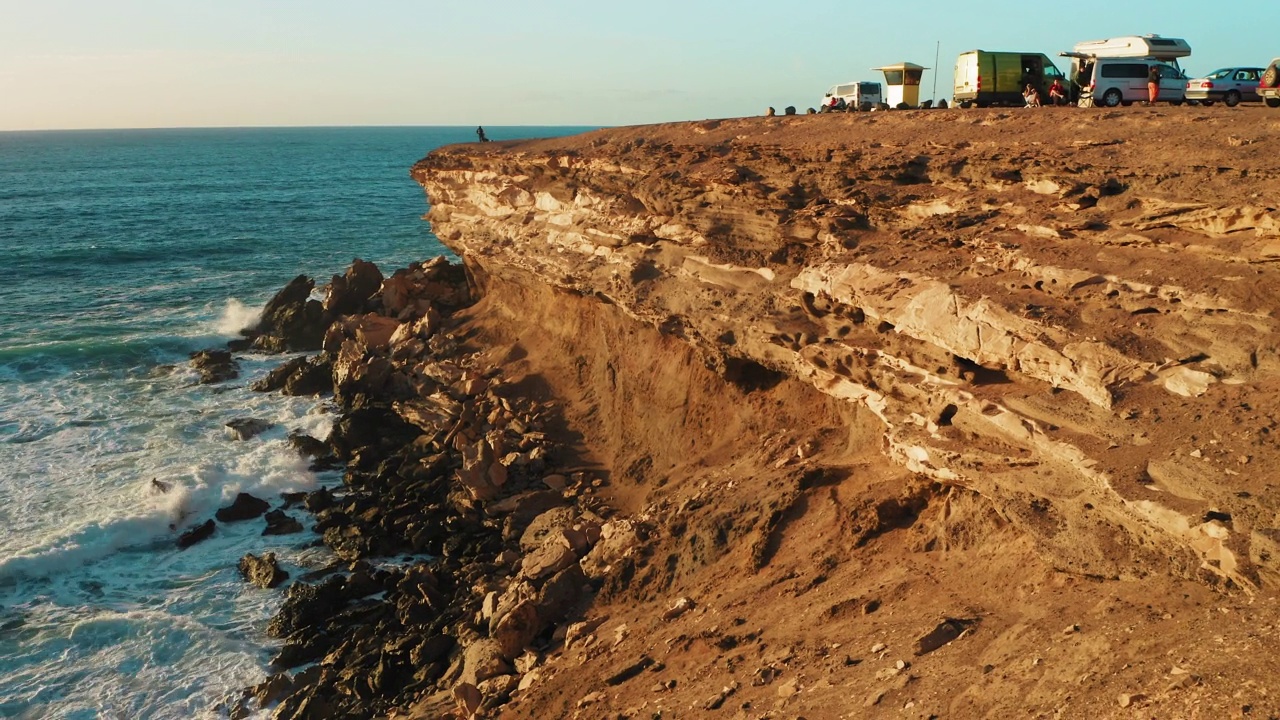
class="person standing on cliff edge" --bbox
[476,126,489,142]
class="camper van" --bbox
[1061,35,1191,106]
[953,51,1066,107]
[821,81,884,111]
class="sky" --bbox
[1,0,1275,131]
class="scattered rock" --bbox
[914,618,977,656]
[461,639,511,685]
[776,677,799,698]
[605,656,655,686]
[662,596,695,621]
[216,493,271,522]
[1117,692,1146,708]
[452,682,481,717]
[176,519,215,549]
[705,681,738,710]
[224,418,275,441]
[239,552,288,589]
[190,349,240,384]
[263,509,304,535]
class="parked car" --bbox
[1261,59,1280,108]
[1184,67,1265,106]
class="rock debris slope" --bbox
[413,109,1280,718]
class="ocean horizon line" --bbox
[0,123,607,136]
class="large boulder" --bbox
[176,519,215,549]
[323,259,384,318]
[267,576,347,638]
[460,639,511,685]
[331,337,393,406]
[216,493,271,522]
[254,275,327,352]
[379,258,473,319]
[225,418,274,441]
[579,520,642,581]
[251,355,333,396]
[324,314,401,354]
[190,349,239,384]
[239,552,289,589]
[263,509,304,536]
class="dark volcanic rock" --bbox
[327,406,421,462]
[263,509,304,536]
[176,519,215,549]
[239,552,289,589]
[287,431,328,458]
[283,357,334,396]
[251,355,334,396]
[190,349,240,384]
[304,486,335,513]
[225,418,275,441]
[216,493,271,522]
[268,576,347,638]
[280,491,308,508]
[254,275,327,352]
[272,629,336,669]
[252,672,294,709]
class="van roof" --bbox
[1070,35,1191,59]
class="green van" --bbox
[953,50,1066,107]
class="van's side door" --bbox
[1156,63,1185,102]
[1020,54,1045,94]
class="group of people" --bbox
[1023,77,1070,107]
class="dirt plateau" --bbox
[404,108,1280,719]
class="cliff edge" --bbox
[411,109,1280,718]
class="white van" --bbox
[1060,35,1190,106]
[821,81,884,110]
[1070,58,1187,106]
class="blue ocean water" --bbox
[0,126,593,718]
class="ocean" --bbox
[0,125,594,719]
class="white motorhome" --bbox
[1061,35,1191,107]
[1072,35,1191,60]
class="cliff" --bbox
[411,110,1280,718]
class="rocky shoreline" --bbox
[188,258,634,719]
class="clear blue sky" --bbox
[1,0,1273,130]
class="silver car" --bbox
[1184,67,1265,106]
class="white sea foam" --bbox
[0,346,336,716]
[214,298,262,337]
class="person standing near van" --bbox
[1147,65,1161,105]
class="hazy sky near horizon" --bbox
[2,0,1274,131]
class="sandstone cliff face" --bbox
[413,111,1280,716]
[416,112,1280,592]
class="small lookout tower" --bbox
[872,62,928,107]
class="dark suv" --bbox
[1261,59,1280,108]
